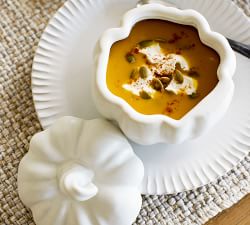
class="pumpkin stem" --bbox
[57,162,98,201]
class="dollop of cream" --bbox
[123,67,155,96]
[166,75,198,95]
[123,43,198,97]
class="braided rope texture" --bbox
[0,0,249,224]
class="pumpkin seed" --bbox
[175,62,188,73]
[174,70,184,84]
[159,77,171,87]
[139,66,148,79]
[188,92,200,99]
[129,69,137,79]
[151,78,164,91]
[188,69,200,77]
[138,40,154,48]
[175,62,182,70]
[166,73,173,79]
[126,53,136,63]
[155,38,167,43]
[139,90,151,99]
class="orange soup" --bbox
[106,20,220,120]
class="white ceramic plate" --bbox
[32,0,250,194]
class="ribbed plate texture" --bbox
[32,0,250,194]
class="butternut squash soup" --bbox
[106,20,220,120]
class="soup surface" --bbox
[106,20,220,120]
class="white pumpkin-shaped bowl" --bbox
[93,3,236,145]
[18,117,144,225]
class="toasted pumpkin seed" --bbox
[188,69,200,77]
[175,62,182,70]
[138,40,154,48]
[155,38,167,43]
[159,77,171,87]
[129,69,137,79]
[175,62,188,72]
[166,73,173,79]
[189,92,200,99]
[139,90,151,99]
[151,78,164,91]
[174,70,184,84]
[126,53,136,63]
[139,66,148,79]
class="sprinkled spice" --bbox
[168,33,182,44]
[179,44,196,50]
[133,48,139,54]
[165,106,173,113]
[164,99,181,114]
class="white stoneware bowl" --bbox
[93,3,236,145]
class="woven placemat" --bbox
[0,0,249,224]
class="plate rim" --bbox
[32,0,250,194]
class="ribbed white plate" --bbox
[32,0,250,194]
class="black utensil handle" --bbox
[227,38,250,58]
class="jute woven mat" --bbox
[0,0,249,224]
